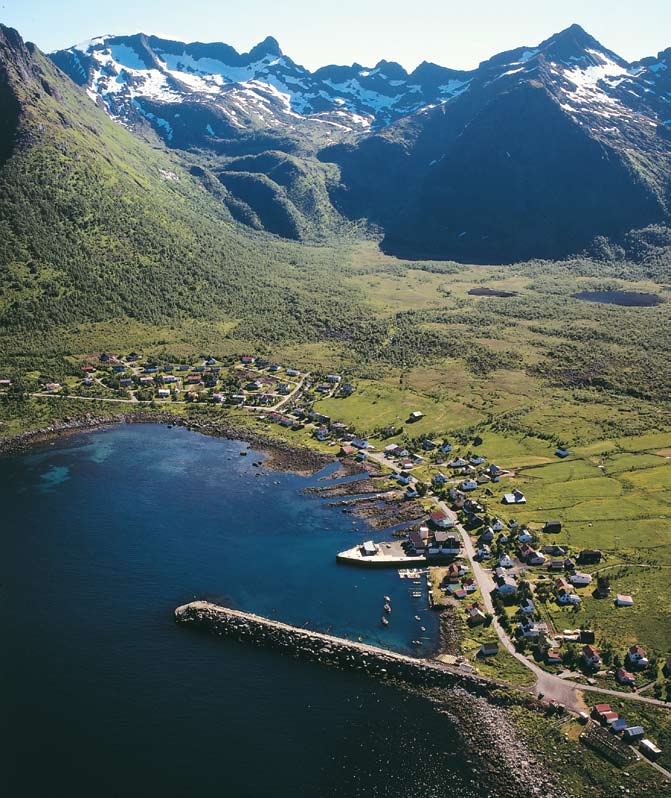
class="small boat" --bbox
[383,595,391,602]
[411,591,422,597]
[420,626,426,632]
[381,616,389,626]
[383,603,392,614]
[414,615,421,621]
[412,639,423,646]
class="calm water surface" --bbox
[0,424,479,797]
[572,289,663,306]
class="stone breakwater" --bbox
[174,601,502,698]
[176,602,565,797]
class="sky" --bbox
[2,0,670,71]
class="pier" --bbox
[336,539,427,567]
[174,601,503,697]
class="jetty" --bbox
[336,539,427,567]
[174,601,502,697]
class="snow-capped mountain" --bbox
[48,24,671,262]
[51,25,671,148]
[50,32,470,142]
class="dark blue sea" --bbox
[0,423,479,797]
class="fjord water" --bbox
[0,424,477,798]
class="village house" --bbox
[582,645,601,670]
[592,703,613,723]
[498,554,515,569]
[467,603,487,626]
[491,518,505,532]
[119,378,133,387]
[569,572,592,587]
[432,472,449,487]
[625,645,649,669]
[517,529,533,544]
[496,574,517,595]
[440,442,453,454]
[314,426,330,442]
[555,447,571,458]
[519,598,535,615]
[408,410,424,422]
[422,439,437,451]
[157,388,171,399]
[545,649,562,665]
[623,726,645,742]
[448,457,468,469]
[519,620,548,640]
[241,356,255,365]
[479,526,494,544]
[503,489,526,505]
[430,510,454,529]
[616,594,635,607]
[470,455,485,466]
[460,478,478,491]
[286,368,301,377]
[578,549,602,565]
[444,562,461,583]
[640,739,662,760]
[543,520,562,534]
[616,668,637,686]
[440,536,462,556]
[479,642,499,657]
[476,544,491,560]
[340,384,356,396]
[558,590,582,606]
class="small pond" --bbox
[572,290,663,307]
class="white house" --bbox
[460,479,478,491]
[503,489,526,505]
[626,645,649,669]
[491,518,505,532]
[498,554,515,569]
[517,531,533,544]
[558,591,582,606]
[448,457,468,469]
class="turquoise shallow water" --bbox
[0,423,479,797]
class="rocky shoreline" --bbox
[0,411,334,475]
[429,687,566,798]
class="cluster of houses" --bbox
[65,353,317,406]
[591,703,661,760]
[581,643,650,681]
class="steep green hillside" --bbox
[0,25,359,336]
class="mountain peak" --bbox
[539,23,627,67]
[248,36,282,60]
